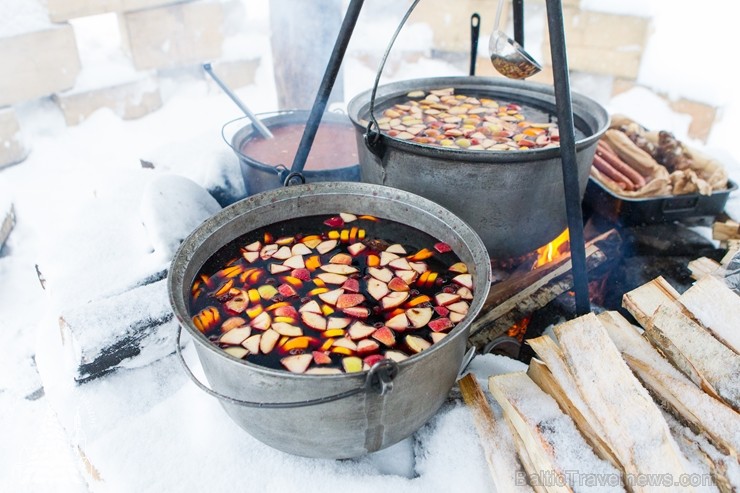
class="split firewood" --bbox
[489,371,625,493]
[458,373,534,493]
[644,302,740,412]
[621,276,680,327]
[677,276,740,355]
[664,411,739,493]
[554,314,694,492]
[688,257,721,280]
[526,336,621,469]
[598,311,740,462]
[712,219,740,243]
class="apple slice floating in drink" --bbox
[281,354,313,373]
[189,212,475,374]
[367,278,389,300]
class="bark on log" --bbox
[469,229,621,349]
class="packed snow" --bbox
[1,0,739,492]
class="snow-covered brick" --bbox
[206,57,260,92]
[0,25,81,107]
[0,107,28,169]
[139,173,221,260]
[53,75,162,126]
[119,1,224,71]
[47,0,189,22]
[58,277,177,382]
[542,9,651,80]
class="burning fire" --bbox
[535,229,570,268]
[507,315,532,341]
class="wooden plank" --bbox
[489,372,623,493]
[526,338,621,469]
[554,314,693,493]
[622,276,680,327]
[646,302,740,412]
[678,276,740,354]
[598,311,739,461]
[458,374,534,493]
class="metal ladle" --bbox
[203,63,274,139]
[489,0,541,79]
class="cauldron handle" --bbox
[175,324,399,408]
[364,0,422,160]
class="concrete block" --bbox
[0,108,29,168]
[47,0,120,22]
[47,0,189,22]
[669,98,717,143]
[413,0,506,53]
[52,76,162,126]
[119,1,224,71]
[0,25,81,107]
[566,45,643,80]
[208,58,260,91]
[542,8,650,80]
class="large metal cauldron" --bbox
[227,110,361,197]
[347,76,610,258]
[168,182,491,459]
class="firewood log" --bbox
[458,374,534,493]
[526,337,621,469]
[621,276,680,327]
[677,276,740,355]
[598,311,739,462]
[489,372,624,493]
[645,302,740,412]
[554,314,695,493]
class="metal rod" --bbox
[203,63,274,139]
[513,0,524,47]
[289,0,364,179]
[545,0,590,315]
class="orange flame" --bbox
[535,229,570,268]
[507,315,532,341]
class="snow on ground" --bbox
[1,1,739,491]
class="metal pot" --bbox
[225,110,361,197]
[347,76,610,258]
[168,182,491,459]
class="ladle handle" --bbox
[203,63,274,140]
[469,13,480,76]
[175,324,399,409]
[493,0,505,32]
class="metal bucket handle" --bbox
[175,324,399,409]
[176,325,476,408]
[221,113,297,187]
[364,0,422,160]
